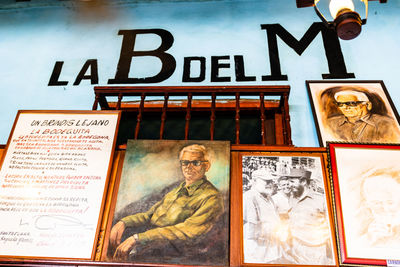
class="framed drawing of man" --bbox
[101,140,230,266]
[306,80,400,146]
[327,142,400,266]
[238,151,337,266]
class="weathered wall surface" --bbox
[0,0,398,146]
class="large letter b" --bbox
[108,29,176,84]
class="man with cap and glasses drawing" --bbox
[326,87,400,142]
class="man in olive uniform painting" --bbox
[108,143,227,265]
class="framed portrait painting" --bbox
[328,142,400,266]
[238,150,337,266]
[306,80,400,146]
[101,139,230,266]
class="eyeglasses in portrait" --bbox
[101,139,230,266]
[306,80,400,146]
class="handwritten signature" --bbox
[34,215,93,230]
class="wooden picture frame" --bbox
[101,139,231,266]
[327,142,400,266]
[0,110,121,261]
[306,80,400,146]
[232,149,337,266]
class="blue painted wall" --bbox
[0,0,398,146]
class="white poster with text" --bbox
[0,110,120,260]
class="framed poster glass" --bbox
[101,139,230,266]
[0,110,121,260]
[240,151,337,266]
[328,142,400,266]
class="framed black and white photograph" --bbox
[239,151,337,266]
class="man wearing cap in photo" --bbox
[327,88,400,142]
[243,168,281,263]
[285,168,334,265]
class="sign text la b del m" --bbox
[48,22,355,86]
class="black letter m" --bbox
[261,22,355,80]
